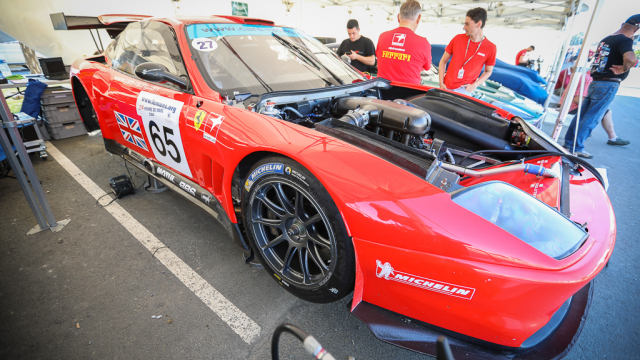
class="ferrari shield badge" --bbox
[187,110,225,144]
[194,110,206,131]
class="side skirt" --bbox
[104,138,251,254]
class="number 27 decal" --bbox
[191,38,217,52]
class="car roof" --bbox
[148,15,282,28]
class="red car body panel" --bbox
[70,15,616,351]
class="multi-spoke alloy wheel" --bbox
[243,157,355,303]
[251,180,335,287]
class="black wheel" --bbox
[242,156,355,303]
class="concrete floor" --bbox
[1,95,639,359]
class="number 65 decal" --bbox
[149,121,181,163]
[136,90,191,177]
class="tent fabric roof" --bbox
[313,0,579,30]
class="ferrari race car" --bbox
[70,15,616,359]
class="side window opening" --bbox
[111,21,191,92]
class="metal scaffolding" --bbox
[0,91,69,234]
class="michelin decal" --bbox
[285,166,308,186]
[375,260,476,300]
[245,163,284,191]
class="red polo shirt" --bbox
[376,27,431,85]
[515,49,527,64]
[443,34,496,90]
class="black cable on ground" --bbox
[96,192,118,208]
[271,323,308,360]
[123,157,146,190]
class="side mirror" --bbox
[341,54,351,64]
[135,62,188,90]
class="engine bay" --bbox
[245,80,563,176]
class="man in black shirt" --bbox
[564,14,639,158]
[337,19,376,73]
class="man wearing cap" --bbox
[376,0,431,84]
[337,19,376,73]
[564,15,639,158]
[438,8,497,96]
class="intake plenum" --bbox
[332,97,431,145]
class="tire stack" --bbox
[42,86,87,140]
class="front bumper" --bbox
[351,282,592,359]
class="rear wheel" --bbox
[242,156,355,303]
[73,82,100,132]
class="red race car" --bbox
[69,15,615,359]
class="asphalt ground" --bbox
[0,95,639,359]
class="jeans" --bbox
[564,80,619,152]
[451,86,473,96]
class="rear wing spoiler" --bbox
[50,13,151,52]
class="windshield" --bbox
[186,24,363,96]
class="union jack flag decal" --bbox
[115,111,148,151]
[115,112,128,128]
[127,117,141,132]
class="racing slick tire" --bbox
[242,156,355,303]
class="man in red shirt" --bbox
[438,8,496,96]
[376,0,431,85]
[516,46,535,66]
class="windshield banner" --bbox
[187,24,303,39]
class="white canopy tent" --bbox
[312,0,581,30]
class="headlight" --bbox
[452,181,587,259]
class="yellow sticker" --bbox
[194,110,207,131]
[274,273,281,280]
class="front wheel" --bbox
[242,156,355,303]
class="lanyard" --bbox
[461,36,484,69]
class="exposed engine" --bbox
[256,94,463,165]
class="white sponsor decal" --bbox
[285,166,308,186]
[392,33,406,47]
[203,132,217,144]
[375,260,476,300]
[136,91,192,177]
[179,181,197,196]
[156,167,175,182]
[114,76,160,92]
[478,52,485,57]
[530,182,545,199]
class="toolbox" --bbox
[45,119,87,140]
[41,86,75,105]
[43,103,81,124]
[40,86,87,140]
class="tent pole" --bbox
[543,0,583,111]
[572,66,587,154]
[551,0,604,141]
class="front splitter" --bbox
[351,281,592,360]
